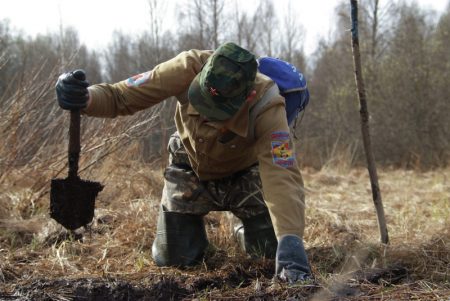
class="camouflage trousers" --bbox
[161,132,270,219]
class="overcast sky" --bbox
[0,0,448,56]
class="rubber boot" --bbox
[234,213,278,259]
[152,207,208,267]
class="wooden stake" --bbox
[350,0,389,244]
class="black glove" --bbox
[275,235,311,283]
[55,69,90,110]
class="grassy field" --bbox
[0,153,448,300]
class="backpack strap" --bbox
[247,84,280,141]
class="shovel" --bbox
[50,70,103,230]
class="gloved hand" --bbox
[275,234,311,283]
[55,69,90,110]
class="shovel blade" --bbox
[50,177,103,230]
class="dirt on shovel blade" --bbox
[50,178,103,230]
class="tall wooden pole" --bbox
[350,0,389,244]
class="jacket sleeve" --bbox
[254,102,306,239]
[84,49,211,118]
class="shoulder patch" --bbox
[271,131,290,141]
[126,71,151,87]
[270,131,295,168]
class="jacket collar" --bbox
[187,100,251,137]
[186,72,271,138]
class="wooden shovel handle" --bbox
[67,70,86,180]
[68,109,80,179]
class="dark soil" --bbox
[7,277,188,301]
[50,177,103,230]
[0,264,408,301]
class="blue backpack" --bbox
[257,57,310,126]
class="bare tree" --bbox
[176,0,227,50]
[230,1,259,53]
[424,4,450,165]
[104,31,136,82]
[147,0,168,62]
[279,1,305,62]
[176,0,207,49]
[365,0,393,60]
[256,0,278,56]
[209,0,224,48]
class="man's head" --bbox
[188,42,257,121]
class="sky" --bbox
[0,0,448,56]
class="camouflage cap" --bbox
[188,42,257,121]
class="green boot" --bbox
[152,207,208,267]
[234,212,278,259]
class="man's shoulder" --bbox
[253,74,285,112]
[177,49,214,65]
[255,72,274,91]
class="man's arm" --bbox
[254,102,311,282]
[254,103,306,239]
[83,49,212,118]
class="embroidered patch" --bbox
[271,131,290,141]
[126,71,151,87]
[270,131,295,168]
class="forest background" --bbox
[1,0,449,171]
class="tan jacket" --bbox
[85,49,306,238]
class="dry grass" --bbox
[303,167,449,300]
[0,159,449,300]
